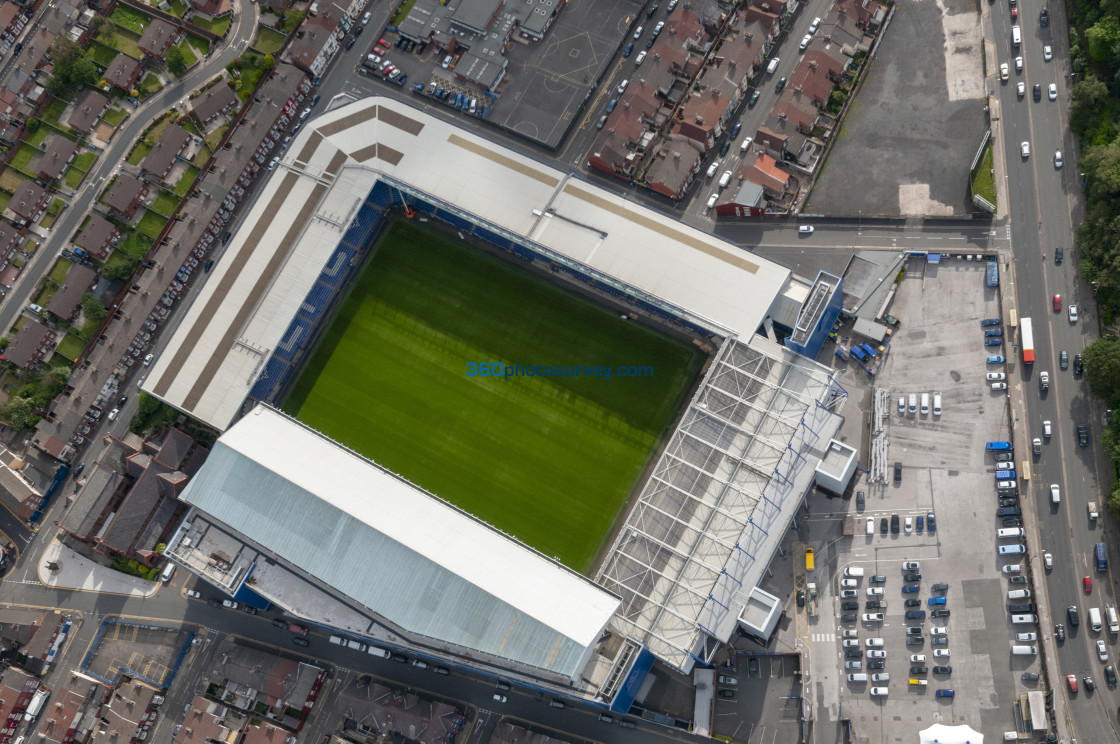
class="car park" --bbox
[186,589,201,598]
[987,355,1005,363]
[845,660,863,670]
[880,517,888,534]
[931,627,947,636]
[905,572,922,582]
[984,328,1002,337]
[986,372,1006,381]
[910,666,928,675]
[894,462,902,482]
[871,575,886,584]
[903,584,920,593]
[906,627,923,636]
[863,613,884,622]
[936,689,955,698]
[902,561,921,571]
[981,318,1001,326]
[1009,576,1027,584]
[867,650,886,659]
[927,513,936,533]
[1003,517,1022,527]
[867,587,885,596]
[986,339,1003,348]
[866,600,885,609]
[906,610,926,620]
[868,660,885,669]
[891,514,900,533]
[905,599,921,607]
[904,517,913,534]
[934,665,952,674]
[841,590,859,598]
[931,609,950,618]
[927,596,946,606]
[931,583,948,593]
[842,601,860,611]
[870,687,888,696]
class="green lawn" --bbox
[0,191,11,213]
[55,333,86,361]
[193,144,212,166]
[173,165,199,195]
[118,229,152,259]
[177,40,198,68]
[282,220,703,571]
[10,144,38,174]
[72,152,96,172]
[41,99,67,126]
[168,0,188,17]
[109,5,151,33]
[191,14,231,35]
[150,190,180,216]
[138,73,163,99]
[87,41,120,68]
[253,27,285,54]
[40,199,65,229]
[26,120,75,147]
[98,24,144,59]
[50,259,72,283]
[187,34,211,56]
[63,166,85,189]
[127,141,152,165]
[102,107,129,127]
[204,123,228,149]
[136,209,169,239]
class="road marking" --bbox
[812,633,835,643]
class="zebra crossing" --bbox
[812,632,836,643]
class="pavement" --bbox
[36,534,159,597]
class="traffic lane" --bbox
[0,502,33,577]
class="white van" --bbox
[1008,589,1032,599]
[844,567,865,577]
[999,544,1027,555]
[740,137,753,153]
[933,393,942,416]
[160,563,176,582]
[1090,607,1103,632]
[347,639,368,652]
[1011,645,1038,655]
[1107,604,1119,633]
[866,517,874,535]
[998,528,1025,538]
[368,646,390,658]
[1012,25,1021,47]
[847,673,868,682]
[908,394,917,414]
[329,635,344,645]
[920,393,930,415]
[767,57,780,74]
[718,170,732,188]
[1011,614,1038,624]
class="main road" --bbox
[990,0,1120,739]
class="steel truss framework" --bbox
[595,335,845,673]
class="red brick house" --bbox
[8,180,50,225]
[103,174,149,219]
[74,214,122,261]
[105,52,143,91]
[138,19,182,61]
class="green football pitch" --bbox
[283,219,704,572]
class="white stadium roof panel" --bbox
[145,97,792,430]
[181,406,620,678]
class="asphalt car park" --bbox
[807,0,987,215]
[808,258,1044,737]
[711,656,804,743]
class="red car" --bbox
[1068,674,1078,693]
[1084,576,1093,592]
[1011,6,1018,17]
[1053,294,1062,311]
[378,37,390,48]
[375,44,390,55]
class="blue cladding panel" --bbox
[610,647,655,713]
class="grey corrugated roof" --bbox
[179,407,618,678]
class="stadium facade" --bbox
[152,97,846,708]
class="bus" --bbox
[1009,309,1018,328]
[1020,461,1031,481]
[805,548,815,571]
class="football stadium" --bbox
[152,96,848,711]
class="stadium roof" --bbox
[596,334,844,673]
[177,405,620,679]
[145,96,793,431]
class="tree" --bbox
[90,16,107,35]
[282,9,306,32]
[1070,76,1111,136]
[25,119,39,133]
[166,46,186,76]
[262,54,275,70]
[45,38,100,98]
[2,396,38,430]
[80,293,107,325]
[101,254,139,281]
[1087,16,1120,62]
[1083,337,1120,403]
